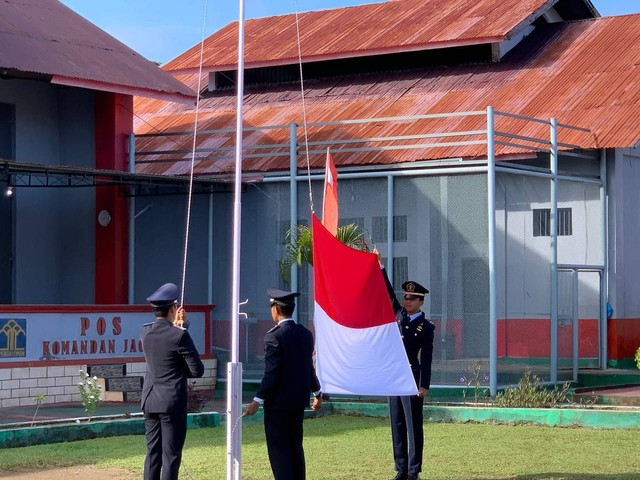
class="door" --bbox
[558,268,602,381]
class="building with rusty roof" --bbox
[136,0,640,390]
[0,0,215,307]
[0,0,227,407]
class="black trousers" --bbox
[143,411,188,480]
[264,406,306,480]
[388,394,424,476]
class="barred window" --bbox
[533,208,572,237]
[393,257,408,291]
[339,217,365,229]
[371,215,408,243]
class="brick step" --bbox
[100,390,142,402]
[104,376,143,392]
[87,364,126,378]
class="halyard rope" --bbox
[180,0,210,305]
[293,0,315,214]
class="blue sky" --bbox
[60,0,639,64]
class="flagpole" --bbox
[227,0,245,477]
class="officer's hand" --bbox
[373,247,383,266]
[418,387,428,398]
[244,400,260,416]
[311,396,322,411]
[174,306,188,327]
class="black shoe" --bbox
[407,475,420,480]
[391,473,407,480]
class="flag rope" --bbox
[293,0,315,215]
[180,0,209,305]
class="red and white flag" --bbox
[322,149,338,236]
[312,215,417,396]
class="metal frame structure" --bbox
[131,107,607,397]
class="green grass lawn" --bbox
[1,415,639,479]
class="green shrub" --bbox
[78,370,102,420]
[496,370,570,408]
[635,346,640,369]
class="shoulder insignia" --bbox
[267,324,280,334]
[143,322,154,327]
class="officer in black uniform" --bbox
[244,288,322,480]
[140,282,204,480]
[382,270,435,480]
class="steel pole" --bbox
[227,0,245,477]
[387,175,394,283]
[128,133,135,304]
[599,150,608,369]
[550,118,558,384]
[572,269,579,382]
[487,107,497,397]
[290,123,298,321]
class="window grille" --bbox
[339,217,365,229]
[393,257,408,291]
[372,215,408,243]
[533,208,572,237]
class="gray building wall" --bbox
[610,147,640,319]
[133,193,215,305]
[0,80,95,303]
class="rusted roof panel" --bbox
[0,0,194,101]
[135,14,640,176]
[164,0,554,72]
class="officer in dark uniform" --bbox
[140,282,204,480]
[244,288,322,480]
[382,270,435,480]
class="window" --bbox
[393,257,408,291]
[533,208,572,237]
[339,217,364,230]
[371,215,408,243]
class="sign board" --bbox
[0,305,212,366]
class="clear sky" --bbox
[60,0,639,64]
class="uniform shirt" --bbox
[254,318,321,408]
[140,318,204,414]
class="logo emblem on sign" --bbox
[0,318,27,358]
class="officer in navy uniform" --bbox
[140,283,204,480]
[382,269,435,480]
[244,288,322,480]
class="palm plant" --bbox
[279,223,370,285]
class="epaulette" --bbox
[267,324,280,334]
[143,322,154,327]
[173,324,186,331]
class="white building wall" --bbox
[496,165,603,320]
[0,359,217,408]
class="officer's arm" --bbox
[419,324,435,389]
[178,331,204,378]
[380,266,401,313]
[255,333,282,401]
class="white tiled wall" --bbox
[0,365,86,408]
[0,359,218,408]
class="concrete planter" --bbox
[0,412,220,449]
[329,402,640,429]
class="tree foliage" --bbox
[279,223,370,284]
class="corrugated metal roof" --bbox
[134,14,640,176]
[164,0,557,73]
[0,0,194,102]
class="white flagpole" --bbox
[227,0,245,477]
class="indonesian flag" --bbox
[322,149,338,236]
[312,215,417,395]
